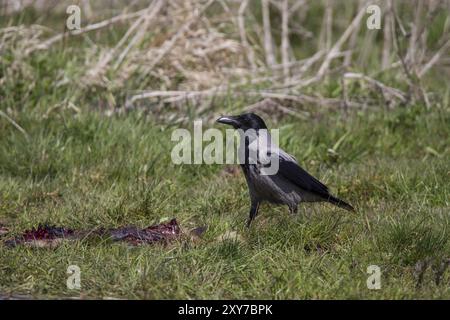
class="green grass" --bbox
[0,104,449,299]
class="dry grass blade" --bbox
[238,0,257,70]
[281,0,290,82]
[85,0,165,84]
[262,0,276,66]
[146,0,216,73]
[317,3,368,79]
[0,110,29,140]
[113,0,166,69]
[344,72,407,102]
[28,8,151,55]
[418,39,450,78]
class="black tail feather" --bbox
[326,195,355,212]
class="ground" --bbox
[0,105,449,299]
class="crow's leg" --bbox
[246,201,260,228]
[289,205,298,215]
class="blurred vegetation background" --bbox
[1,0,449,119]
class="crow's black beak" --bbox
[216,116,239,126]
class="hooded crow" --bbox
[217,113,354,227]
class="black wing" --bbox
[277,154,329,197]
[275,152,354,211]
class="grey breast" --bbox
[246,164,299,206]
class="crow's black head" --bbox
[216,113,268,131]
